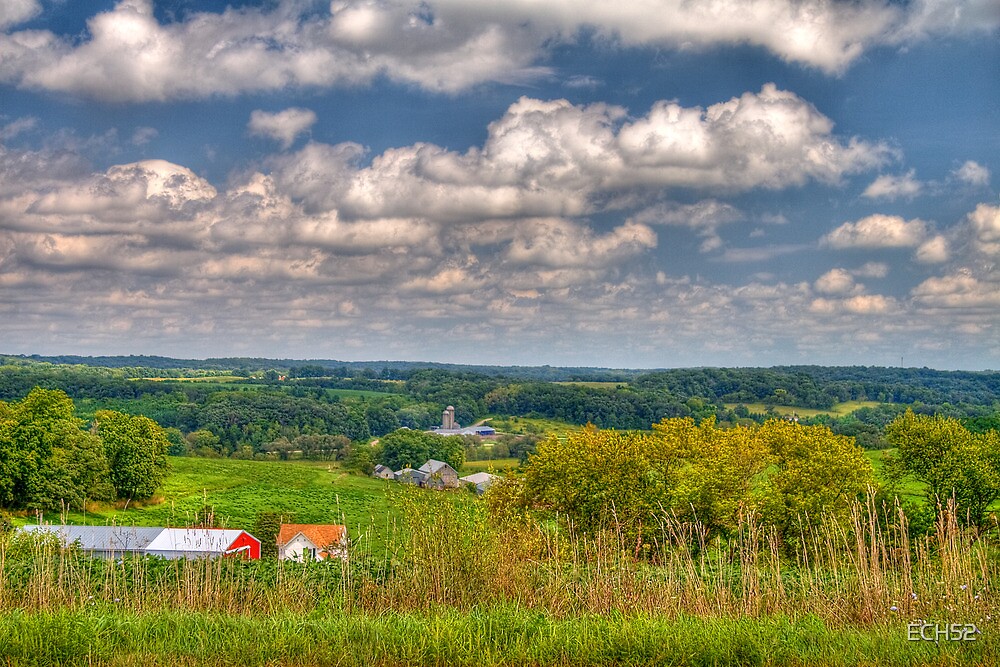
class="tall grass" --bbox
[2,494,995,628]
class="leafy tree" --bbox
[93,410,170,502]
[885,410,1000,526]
[377,428,464,471]
[754,419,873,536]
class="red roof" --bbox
[277,523,346,549]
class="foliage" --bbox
[0,389,114,510]
[377,428,464,471]
[521,418,874,546]
[884,410,1000,526]
[92,410,170,502]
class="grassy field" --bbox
[552,381,629,388]
[1,608,994,666]
[487,415,581,437]
[139,376,247,383]
[461,458,520,472]
[725,400,884,418]
[18,458,414,551]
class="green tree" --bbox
[754,419,873,536]
[93,410,170,503]
[378,428,464,471]
[885,410,1000,526]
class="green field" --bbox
[487,415,581,437]
[19,458,414,549]
[725,400,884,418]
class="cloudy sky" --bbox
[1,0,998,369]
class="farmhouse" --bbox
[418,459,460,490]
[430,405,497,437]
[22,525,262,560]
[277,523,347,562]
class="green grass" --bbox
[1,608,995,667]
[725,400,885,418]
[487,415,581,437]
[461,458,520,473]
[23,458,415,552]
[138,376,247,383]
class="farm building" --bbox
[459,472,499,495]
[21,525,261,559]
[418,459,460,490]
[395,467,427,485]
[373,464,395,480]
[277,523,347,562]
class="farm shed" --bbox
[373,464,395,480]
[21,525,261,560]
[277,523,347,562]
[394,467,427,485]
[418,459,460,490]
[459,472,498,495]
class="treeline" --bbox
[0,361,997,459]
[632,366,1000,409]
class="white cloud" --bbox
[912,269,1000,309]
[967,203,1000,258]
[953,161,991,187]
[131,126,158,146]
[822,214,929,249]
[0,0,39,30]
[915,235,950,264]
[248,108,318,149]
[504,219,657,269]
[814,268,858,295]
[0,115,36,140]
[852,262,889,278]
[0,1,991,101]
[862,170,922,200]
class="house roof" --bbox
[277,523,346,549]
[459,472,498,485]
[418,459,454,474]
[146,528,253,553]
[21,525,256,555]
[22,524,164,552]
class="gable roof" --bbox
[145,528,253,554]
[459,472,497,485]
[418,459,455,474]
[277,523,346,549]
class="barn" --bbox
[22,525,261,560]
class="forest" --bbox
[1,356,997,461]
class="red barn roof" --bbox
[277,523,346,549]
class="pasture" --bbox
[725,400,884,418]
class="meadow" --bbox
[724,401,884,418]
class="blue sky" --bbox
[0,0,997,369]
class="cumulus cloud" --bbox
[248,108,317,149]
[0,1,992,101]
[131,126,158,146]
[0,0,39,30]
[630,200,741,252]
[862,170,922,200]
[822,214,929,249]
[814,268,858,295]
[270,86,887,223]
[912,269,1000,309]
[915,235,950,264]
[966,203,1000,258]
[953,161,991,187]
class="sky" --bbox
[0,0,998,370]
